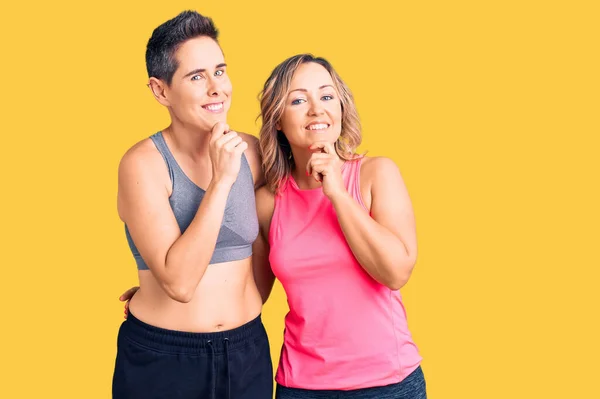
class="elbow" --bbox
[160,255,205,303]
[163,283,195,303]
[386,271,412,291]
[386,276,409,291]
[385,256,417,291]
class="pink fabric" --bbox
[269,159,422,390]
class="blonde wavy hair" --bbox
[258,54,363,193]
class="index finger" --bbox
[210,122,229,142]
[309,141,336,155]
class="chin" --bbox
[210,113,228,123]
[322,133,341,144]
[196,113,229,131]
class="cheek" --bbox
[279,118,292,134]
[331,104,343,134]
[334,102,343,122]
[222,78,233,96]
[174,89,202,119]
[280,109,297,131]
[176,86,200,106]
[169,90,187,111]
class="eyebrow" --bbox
[289,84,334,94]
[182,63,227,78]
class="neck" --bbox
[163,119,211,161]
[290,147,323,190]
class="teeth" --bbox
[204,103,223,111]
[307,123,328,130]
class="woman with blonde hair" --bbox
[253,54,427,398]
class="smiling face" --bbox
[163,36,232,131]
[258,54,364,193]
[276,62,343,150]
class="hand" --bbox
[307,141,346,200]
[209,122,248,187]
[119,286,139,319]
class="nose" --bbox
[206,76,223,97]
[308,100,325,116]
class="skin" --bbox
[120,59,418,329]
[117,36,264,332]
[253,62,419,303]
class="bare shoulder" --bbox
[238,131,259,145]
[119,138,165,177]
[237,132,265,188]
[359,156,404,188]
[361,157,400,176]
[117,137,170,219]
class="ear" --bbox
[276,122,281,130]
[148,77,171,107]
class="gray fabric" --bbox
[125,132,258,270]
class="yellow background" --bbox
[1,0,598,398]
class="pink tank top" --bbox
[269,158,422,390]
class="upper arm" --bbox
[252,186,276,301]
[117,142,181,276]
[239,133,265,189]
[255,185,275,243]
[363,157,417,259]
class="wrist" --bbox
[208,177,234,192]
[327,189,352,205]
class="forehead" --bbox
[174,36,224,69]
[290,62,334,88]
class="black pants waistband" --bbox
[123,311,265,354]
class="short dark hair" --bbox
[145,10,219,85]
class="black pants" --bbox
[112,312,273,399]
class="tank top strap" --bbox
[343,157,369,212]
[149,132,175,184]
[343,158,362,196]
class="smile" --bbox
[305,123,330,131]
[202,102,224,113]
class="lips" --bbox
[305,122,330,131]
[202,102,224,113]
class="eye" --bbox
[215,70,224,76]
[291,98,306,105]
[322,95,334,101]
[191,75,203,81]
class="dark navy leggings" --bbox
[276,366,427,399]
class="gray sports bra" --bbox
[125,132,258,270]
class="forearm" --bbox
[330,192,416,290]
[162,180,232,301]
